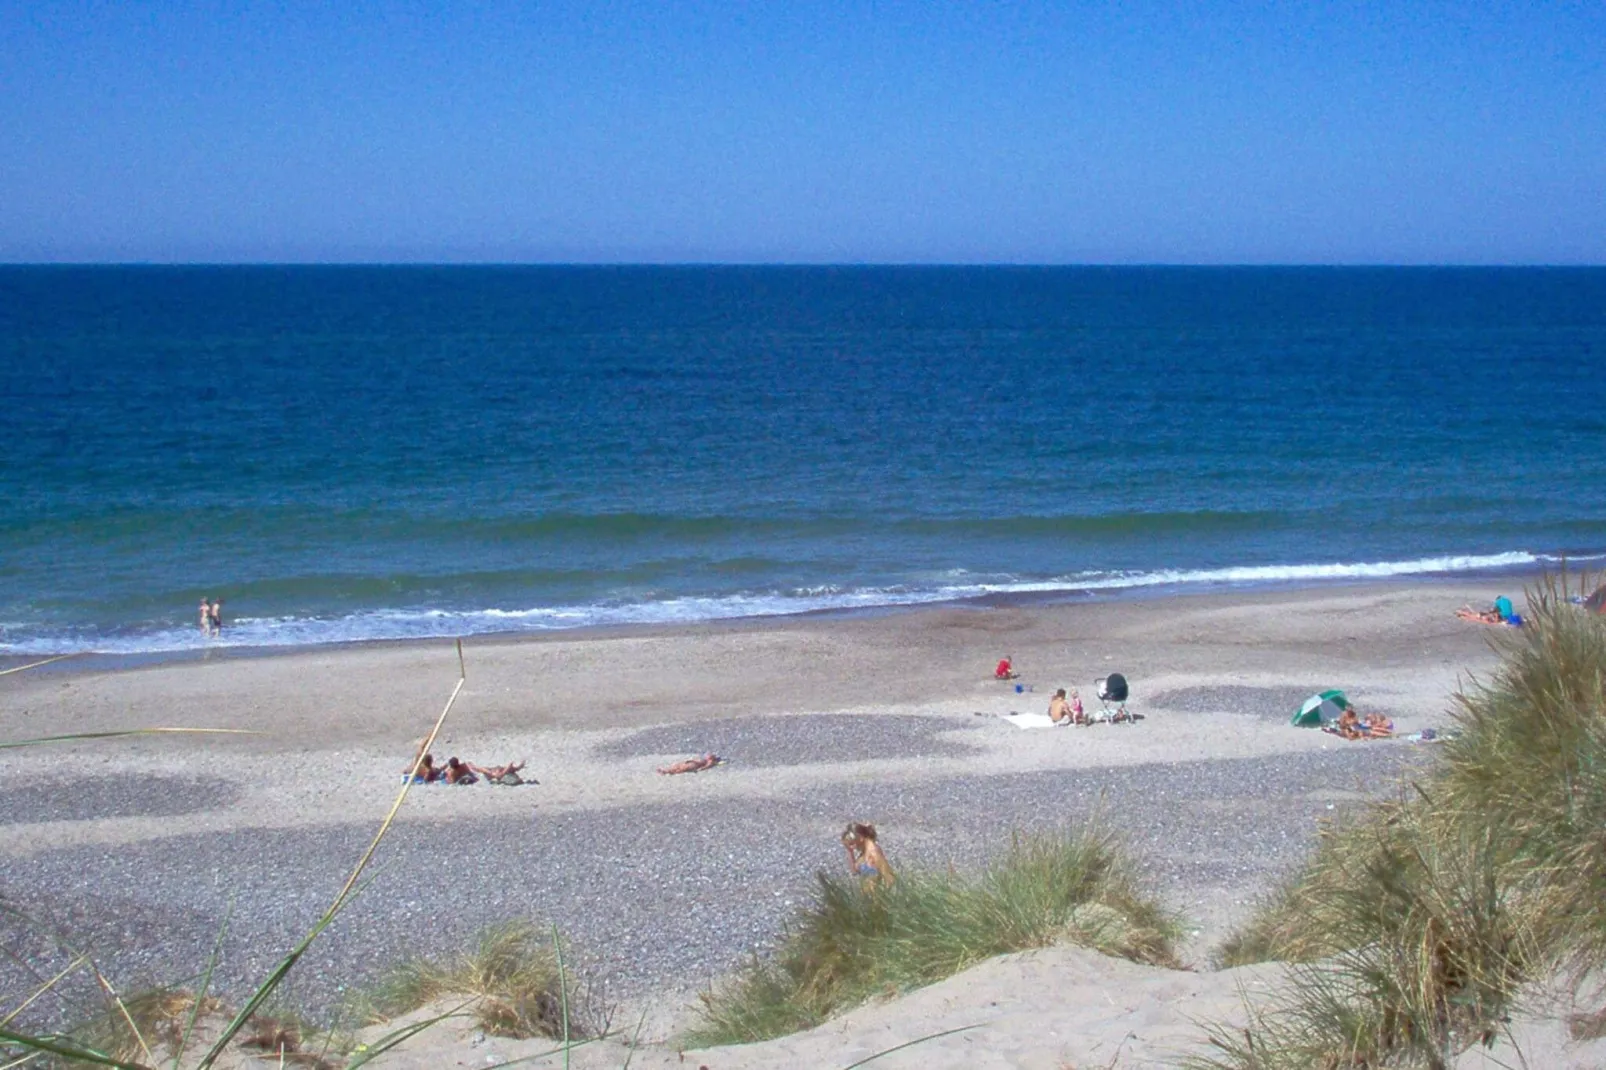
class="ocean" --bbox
[2,265,1604,657]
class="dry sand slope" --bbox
[0,580,1545,1066]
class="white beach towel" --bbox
[1001,712,1059,730]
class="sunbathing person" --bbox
[657,753,722,775]
[468,759,526,783]
[403,753,440,783]
[1363,711,1395,737]
[1048,688,1074,725]
[441,757,479,784]
[841,822,894,887]
[1332,708,1367,740]
[1456,605,1502,624]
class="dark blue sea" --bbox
[3,266,1604,656]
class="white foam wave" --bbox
[0,549,1552,656]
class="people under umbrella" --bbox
[1325,707,1395,740]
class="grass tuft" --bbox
[688,825,1181,1047]
[55,987,223,1067]
[359,921,584,1041]
[1195,573,1606,1069]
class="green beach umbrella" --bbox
[1291,689,1349,728]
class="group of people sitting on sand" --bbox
[1325,707,1394,740]
[405,752,527,785]
[1046,686,1135,724]
[1047,687,1084,725]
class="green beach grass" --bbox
[687,824,1182,1047]
[356,920,591,1041]
[1192,574,1606,1069]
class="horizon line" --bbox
[3,260,1604,270]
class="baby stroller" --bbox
[1095,673,1132,723]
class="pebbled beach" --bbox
[0,579,1518,1064]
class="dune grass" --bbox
[1193,574,1606,1069]
[687,825,1182,1047]
[1,663,478,1070]
[356,921,589,1041]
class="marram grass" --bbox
[1193,574,1606,1070]
[688,825,1182,1047]
[356,921,585,1041]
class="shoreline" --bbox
[0,567,1546,680]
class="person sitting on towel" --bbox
[995,655,1016,680]
[1457,597,1512,624]
[404,753,440,783]
[1048,688,1077,725]
[1363,711,1395,737]
[841,822,894,887]
[442,756,478,784]
[657,753,722,775]
[1333,708,1367,740]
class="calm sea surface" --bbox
[2,266,1604,655]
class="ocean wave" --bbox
[0,549,1560,657]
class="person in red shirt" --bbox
[995,655,1016,680]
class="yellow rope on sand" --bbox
[0,654,77,677]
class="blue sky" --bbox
[2,1,1602,263]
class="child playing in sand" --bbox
[657,753,723,775]
[995,655,1016,680]
[841,822,894,887]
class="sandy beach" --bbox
[0,579,1527,1066]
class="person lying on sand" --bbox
[995,655,1017,680]
[841,822,894,887]
[1363,711,1395,737]
[441,757,478,784]
[1457,605,1502,624]
[468,760,526,783]
[657,753,723,775]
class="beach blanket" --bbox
[1001,712,1060,730]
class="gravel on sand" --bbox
[0,743,1420,1030]
[0,776,242,825]
[1149,685,1406,722]
[593,713,984,766]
